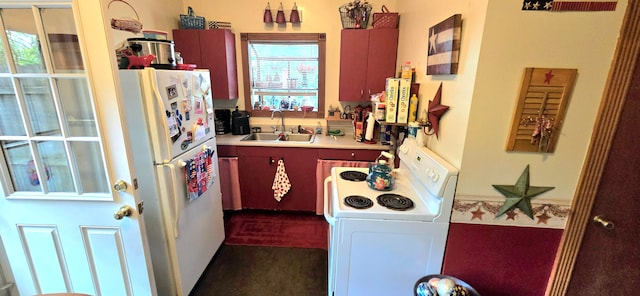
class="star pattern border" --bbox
[452,200,570,228]
[522,0,554,10]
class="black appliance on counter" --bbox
[214,109,231,134]
[231,107,251,135]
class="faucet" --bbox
[271,110,285,133]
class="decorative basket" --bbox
[372,5,399,28]
[180,7,205,29]
[338,3,372,29]
[108,0,143,34]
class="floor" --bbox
[188,211,328,296]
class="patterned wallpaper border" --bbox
[450,195,571,229]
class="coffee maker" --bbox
[214,109,231,134]
[231,107,251,135]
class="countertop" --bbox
[215,133,389,150]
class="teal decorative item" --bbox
[366,152,395,191]
[493,165,554,219]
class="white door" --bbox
[0,1,155,296]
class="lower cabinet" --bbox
[317,149,383,161]
[238,146,318,212]
[315,148,384,214]
[222,145,387,212]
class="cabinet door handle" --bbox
[269,157,274,165]
[351,152,355,159]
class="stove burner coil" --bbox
[339,171,368,182]
[344,195,374,209]
[377,194,414,211]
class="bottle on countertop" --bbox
[408,93,418,122]
[365,112,376,141]
[401,61,412,79]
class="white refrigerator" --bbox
[119,68,225,295]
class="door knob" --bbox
[114,205,133,220]
[593,215,615,230]
[113,180,128,192]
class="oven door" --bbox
[323,176,337,295]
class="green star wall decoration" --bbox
[492,165,554,219]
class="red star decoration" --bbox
[427,82,449,138]
[506,210,518,220]
[544,70,554,84]
[536,211,551,224]
[471,208,485,220]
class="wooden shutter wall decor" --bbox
[506,68,577,153]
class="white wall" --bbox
[395,0,489,168]
[459,2,626,202]
[127,0,625,205]
[179,0,397,127]
[105,0,181,46]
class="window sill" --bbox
[250,109,323,119]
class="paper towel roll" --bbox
[415,127,425,147]
[365,113,375,141]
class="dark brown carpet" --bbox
[224,212,328,250]
[189,244,328,296]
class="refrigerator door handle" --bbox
[146,68,174,162]
[160,163,181,238]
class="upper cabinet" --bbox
[173,29,239,100]
[338,29,399,101]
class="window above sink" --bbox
[240,33,326,119]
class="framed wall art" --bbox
[506,67,577,153]
[426,14,462,75]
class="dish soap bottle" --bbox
[316,122,323,134]
[408,93,418,122]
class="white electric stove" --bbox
[323,138,459,296]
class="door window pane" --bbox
[0,37,9,73]
[56,78,97,137]
[0,7,109,198]
[18,78,61,136]
[71,142,108,193]
[0,78,26,136]
[1,140,39,192]
[37,141,74,192]
[41,8,84,73]
[2,9,46,74]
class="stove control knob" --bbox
[426,168,434,180]
[399,145,409,155]
[431,173,439,182]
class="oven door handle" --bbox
[323,176,336,225]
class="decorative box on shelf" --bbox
[326,112,342,120]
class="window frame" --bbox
[240,32,326,118]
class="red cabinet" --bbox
[217,145,237,157]
[238,147,318,212]
[338,29,399,101]
[317,148,383,161]
[172,29,238,100]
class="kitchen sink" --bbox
[241,132,315,143]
